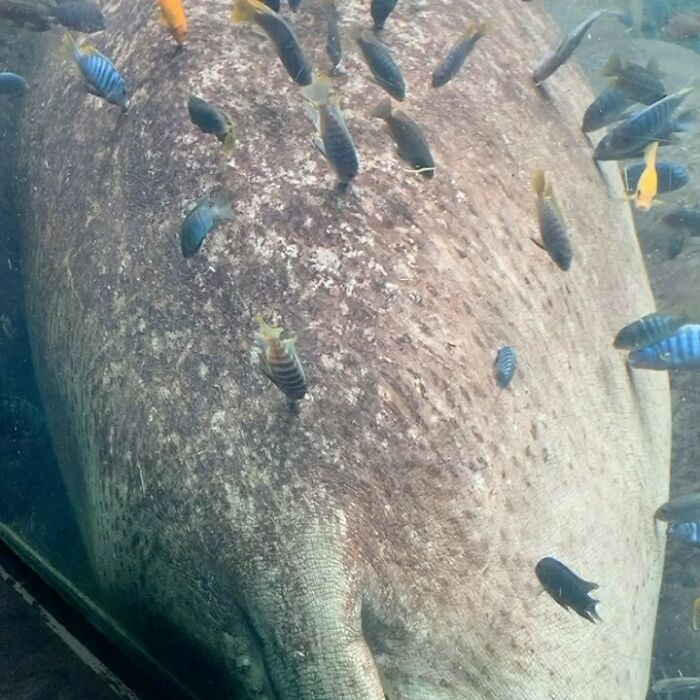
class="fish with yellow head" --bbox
[634,141,660,211]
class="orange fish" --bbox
[157,0,187,45]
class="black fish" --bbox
[581,85,631,133]
[371,0,398,31]
[613,312,685,350]
[350,26,405,101]
[50,1,106,33]
[531,169,572,271]
[0,0,52,31]
[188,95,236,155]
[601,54,666,105]
[535,556,601,623]
[432,21,488,88]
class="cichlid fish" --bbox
[535,557,601,623]
[493,346,517,389]
[593,87,692,161]
[663,207,700,235]
[652,677,700,694]
[322,0,343,75]
[581,85,631,133]
[431,21,487,88]
[532,9,619,84]
[0,0,53,32]
[303,76,359,189]
[601,54,666,105]
[613,312,685,350]
[0,395,45,439]
[188,95,236,155]
[531,169,572,271]
[180,193,234,258]
[633,141,660,211]
[620,109,695,158]
[370,0,398,32]
[668,520,700,546]
[628,323,700,370]
[370,97,434,177]
[61,33,129,112]
[349,26,406,101]
[623,160,688,195]
[253,315,307,402]
[50,1,106,33]
[0,72,28,95]
[694,598,700,631]
[231,0,313,87]
[656,493,700,523]
[157,0,187,46]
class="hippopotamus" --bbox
[16,1,668,697]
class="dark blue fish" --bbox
[187,95,236,155]
[668,521,700,546]
[494,346,517,388]
[613,312,685,350]
[663,207,700,235]
[601,54,666,105]
[0,72,28,95]
[322,0,343,74]
[180,194,234,258]
[350,26,406,101]
[535,557,601,623]
[623,161,689,194]
[432,22,488,88]
[50,1,106,33]
[581,85,631,133]
[594,87,692,161]
[532,169,572,271]
[371,0,398,31]
[63,34,129,111]
[621,110,695,158]
[628,324,700,369]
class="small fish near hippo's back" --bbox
[50,1,107,33]
[432,21,488,88]
[613,312,685,350]
[188,95,236,155]
[535,556,601,623]
[627,324,700,370]
[493,346,517,389]
[180,193,235,258]
[349,26,406,101]
[370,97,435,178]
[531,169,572,271]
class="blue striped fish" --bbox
[62,33,129,112]
[254,316,307,402]
[494,346,517,389]
[180,193,234,258]
[594,87,692,161]
[627,324,700,369]
[613,312,685,350]
[581,85,631,133]
[531,169,572,271]
[668,521,700,547]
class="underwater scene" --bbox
[2,0,700,698]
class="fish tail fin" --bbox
[212,192,235,220]
[59,32,78,62]
[301,73,333,105]
[531,168,546,196]
[222,124,236,156]
[370,97,392,120]
[601,52,622,77]
[230,0,256,24]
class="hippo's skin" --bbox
[19,1,669,698]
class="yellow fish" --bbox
[157,0,188,45]
[634,141,659,211]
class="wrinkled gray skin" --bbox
[19,1,669,698]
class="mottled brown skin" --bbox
[19,1,669,698]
